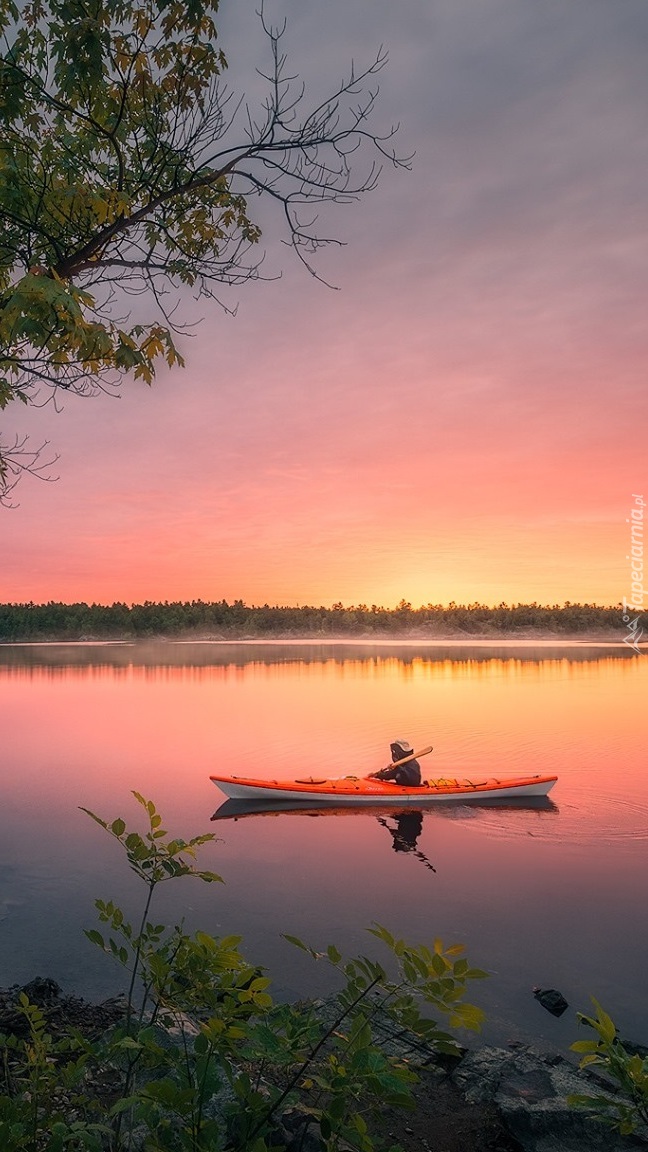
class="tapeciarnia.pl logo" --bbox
[622,493,645,653]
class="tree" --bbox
[0,0,408,503]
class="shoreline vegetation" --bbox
[0,600,630,644]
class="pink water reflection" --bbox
[1,642,646,1049]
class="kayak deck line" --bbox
[293,774,548,789]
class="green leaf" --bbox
[590,998,617,1045]
[283,934,317,957]
[431,953,447,977]
[249,1140,269,1152]
[449,1003,486,1031]
[571,1040,599,1054]
[368,924,395,948]
[79,807,108,830]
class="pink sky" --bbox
[2,0,646,608]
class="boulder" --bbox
[452,1043,647,1152]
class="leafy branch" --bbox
[0,0,410,500]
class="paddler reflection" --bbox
[376,812,436,872]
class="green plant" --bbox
[569,998,648,1136]
[2,793,489,1152]
[233,928,487,1152]
[0,994,108,1150]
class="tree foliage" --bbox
[0,0,406,501]
[0,598,623,642]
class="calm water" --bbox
[1,641,647,1054]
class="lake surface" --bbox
[1,640,647,1055]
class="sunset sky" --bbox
[2,0,646,609]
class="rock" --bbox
[0,980,126,1040]
[277,1109,326,1152]
[20,976,62,1004]
[0,977,64,1036]
[532,988,569,1017]
[452,1044,647,1152]
[310,993,646,1151]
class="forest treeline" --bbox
[0,599,623,641]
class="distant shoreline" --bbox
[2,602,636,647]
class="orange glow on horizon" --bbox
[0,505,632,608]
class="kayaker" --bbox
[369,739,422,786]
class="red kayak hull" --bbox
[209,773,558,804]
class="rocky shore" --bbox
[1,979,646,1152]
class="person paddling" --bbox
[369,739,422,786]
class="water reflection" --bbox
[210,795,560,876]
[375,813,437,871]
[1,642,647,1052]
[0,639,638,675]
[211,797,560,822]
[212,800,439,869]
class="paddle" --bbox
[378,744,433,772]
[360,744,433,782]
[334,744,435,785]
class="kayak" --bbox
[209,773,558,804]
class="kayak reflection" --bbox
[211,796,558,822]
[380,810,423,850]
[376,812,437,872]
[211,799,438,870]
[210,797,558,872]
